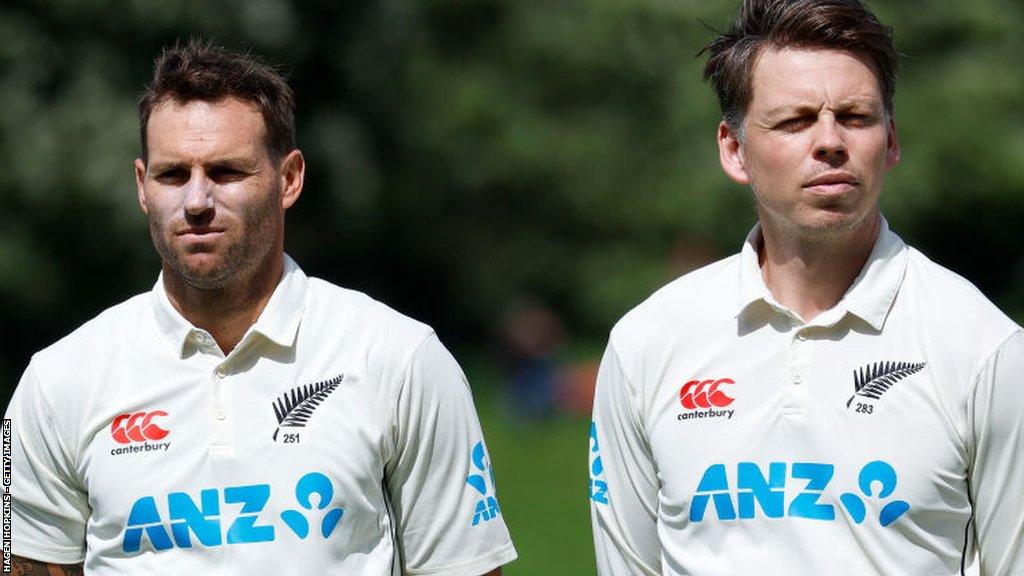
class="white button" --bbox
[214,368,225,379]
[215,408,227,420]
[792,374,803,384]
[797,332,807,341]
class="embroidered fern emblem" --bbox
[272,374,344,441]
[846,361,925,408]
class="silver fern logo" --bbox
[272,375,344,441]
[847,362,925,410]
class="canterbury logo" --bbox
[680,378,735,409]
[111,411,170,444]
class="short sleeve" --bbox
[968,329,1024,575]
[590,340,661,575]
[385,334,517,575]
[5,363,89,563]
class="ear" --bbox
[278,149,305,210]
[885,116,900,169]
[135,158,149,214]
[717,120,750,185]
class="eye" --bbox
[208,166,247,183]
[837,113,877,128]
[154,168,188,185]
[775,116,814,132]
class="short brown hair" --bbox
[701,0,898,131]
[139,38,296,163]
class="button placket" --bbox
[209,364,234,453]
[783,328,813,414]
[792,329,814,381]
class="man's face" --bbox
[718,47,900,238]
[135,97,300,290]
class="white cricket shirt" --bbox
[7,255,516,575]
[590,218,1024,575]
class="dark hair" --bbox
[139,38,296,163]
[701,0,898,131]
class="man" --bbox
[5,40,516,575]
[589,0,1024,574]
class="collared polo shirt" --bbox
[590,219,1024,575]
[7,255,516,575]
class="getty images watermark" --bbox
[3,418,11,573]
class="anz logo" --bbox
[588,422,609,505]
[466,441,502,526]
[122,471,344,553]
[691,461,910,527]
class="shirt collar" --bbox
[737,224,775,318]
[151,254,308,357]
[736,216,907,331]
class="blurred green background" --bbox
[2,0,1023,573]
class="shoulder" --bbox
[19,293,151,446]
[898,248,1021,396]
[610,253,740,355]
[30,293,151,384]
[303,277,435,366]
[901,247,1019,342]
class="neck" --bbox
[757,212,880,323]
[163,254,284,355]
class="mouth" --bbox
[802,172,860,195]
[176,228,225,241]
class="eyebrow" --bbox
[148,157,258,174]
[762,97,883,121]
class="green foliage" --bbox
[473,376,594,574]
[2,0,1023,400]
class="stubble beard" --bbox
[751,183,878,247]
[796,209,872,240]
[150,188,281,292]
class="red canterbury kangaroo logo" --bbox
[111,411,170,444]
[680,379,735,410]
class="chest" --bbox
[75,348,393,557]
[642,326,968,530]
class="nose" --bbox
[813,117,848,166]
[183,169,214,215]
